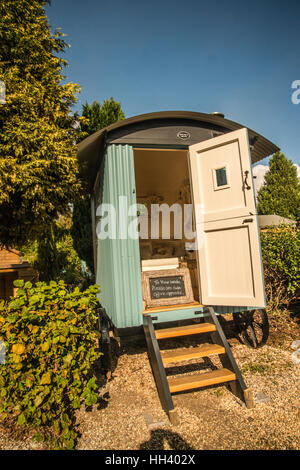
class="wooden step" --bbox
[168,368,236,393]
[155,323,216,340]
[143,301,203,314]
[161,344,225,365]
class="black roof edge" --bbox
[77,110,279,191]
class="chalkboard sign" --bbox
[142,267,194,308]
[149,275,186,300]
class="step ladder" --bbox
[143,306,254,422]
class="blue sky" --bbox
[46,0,300,166]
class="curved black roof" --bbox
[77,110,279,190]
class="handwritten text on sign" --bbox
[149,275,186,300]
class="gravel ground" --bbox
[1,313,299,450]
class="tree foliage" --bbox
[0,280,100,449]
[71,99,125,271]
[22,213,85,286]
[260,225,300,310]
[79,98,125,142]
[0,0,82,249]
[70,197,94,274]
[257,152,300,220]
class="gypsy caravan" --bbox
[77,111,278,420]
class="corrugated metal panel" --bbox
[95,144,143,328]
[258,214,296,228]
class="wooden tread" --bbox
[168,368,236,393]
[155,323,216,340]
[143,301,202,314]
[161,344,225,365]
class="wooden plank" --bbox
[243,388,255,409]
[155,323,216,339]
[168,368,236,393]
[161,344,225,365]
[141,258,179,271]
[143,301,202,314]
[142,267,194,308]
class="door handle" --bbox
[243,170,251,190]
[243,218,253,223]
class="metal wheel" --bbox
[233,309,269,348]
[96,307,113,379]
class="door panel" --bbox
[195,217,265,306]
[189,129,265,308]
[189,128,256,223]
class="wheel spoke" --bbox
[247,325,258,348]
[233,309,269,349]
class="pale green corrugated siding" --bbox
[95,144,143,328]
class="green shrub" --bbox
[0,280,101,449]
[260,225,300,310]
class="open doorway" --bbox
[133,148,201,310]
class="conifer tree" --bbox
[79,98,125,141]
[0,0,82,248]
[257,152,300,220]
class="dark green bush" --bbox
[0,280,101,449]
[260,225,300,310]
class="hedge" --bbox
[260,225,300,310]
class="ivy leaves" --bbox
[0,280,101,449]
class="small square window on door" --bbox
[212,165,230,190]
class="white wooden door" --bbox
[188,128,265,307]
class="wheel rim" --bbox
[233,310,269,348]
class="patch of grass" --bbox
[241,358,293,375]
[241,363,271,375]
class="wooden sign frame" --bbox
[142,267,194,308]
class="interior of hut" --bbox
[133,148,200,304]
